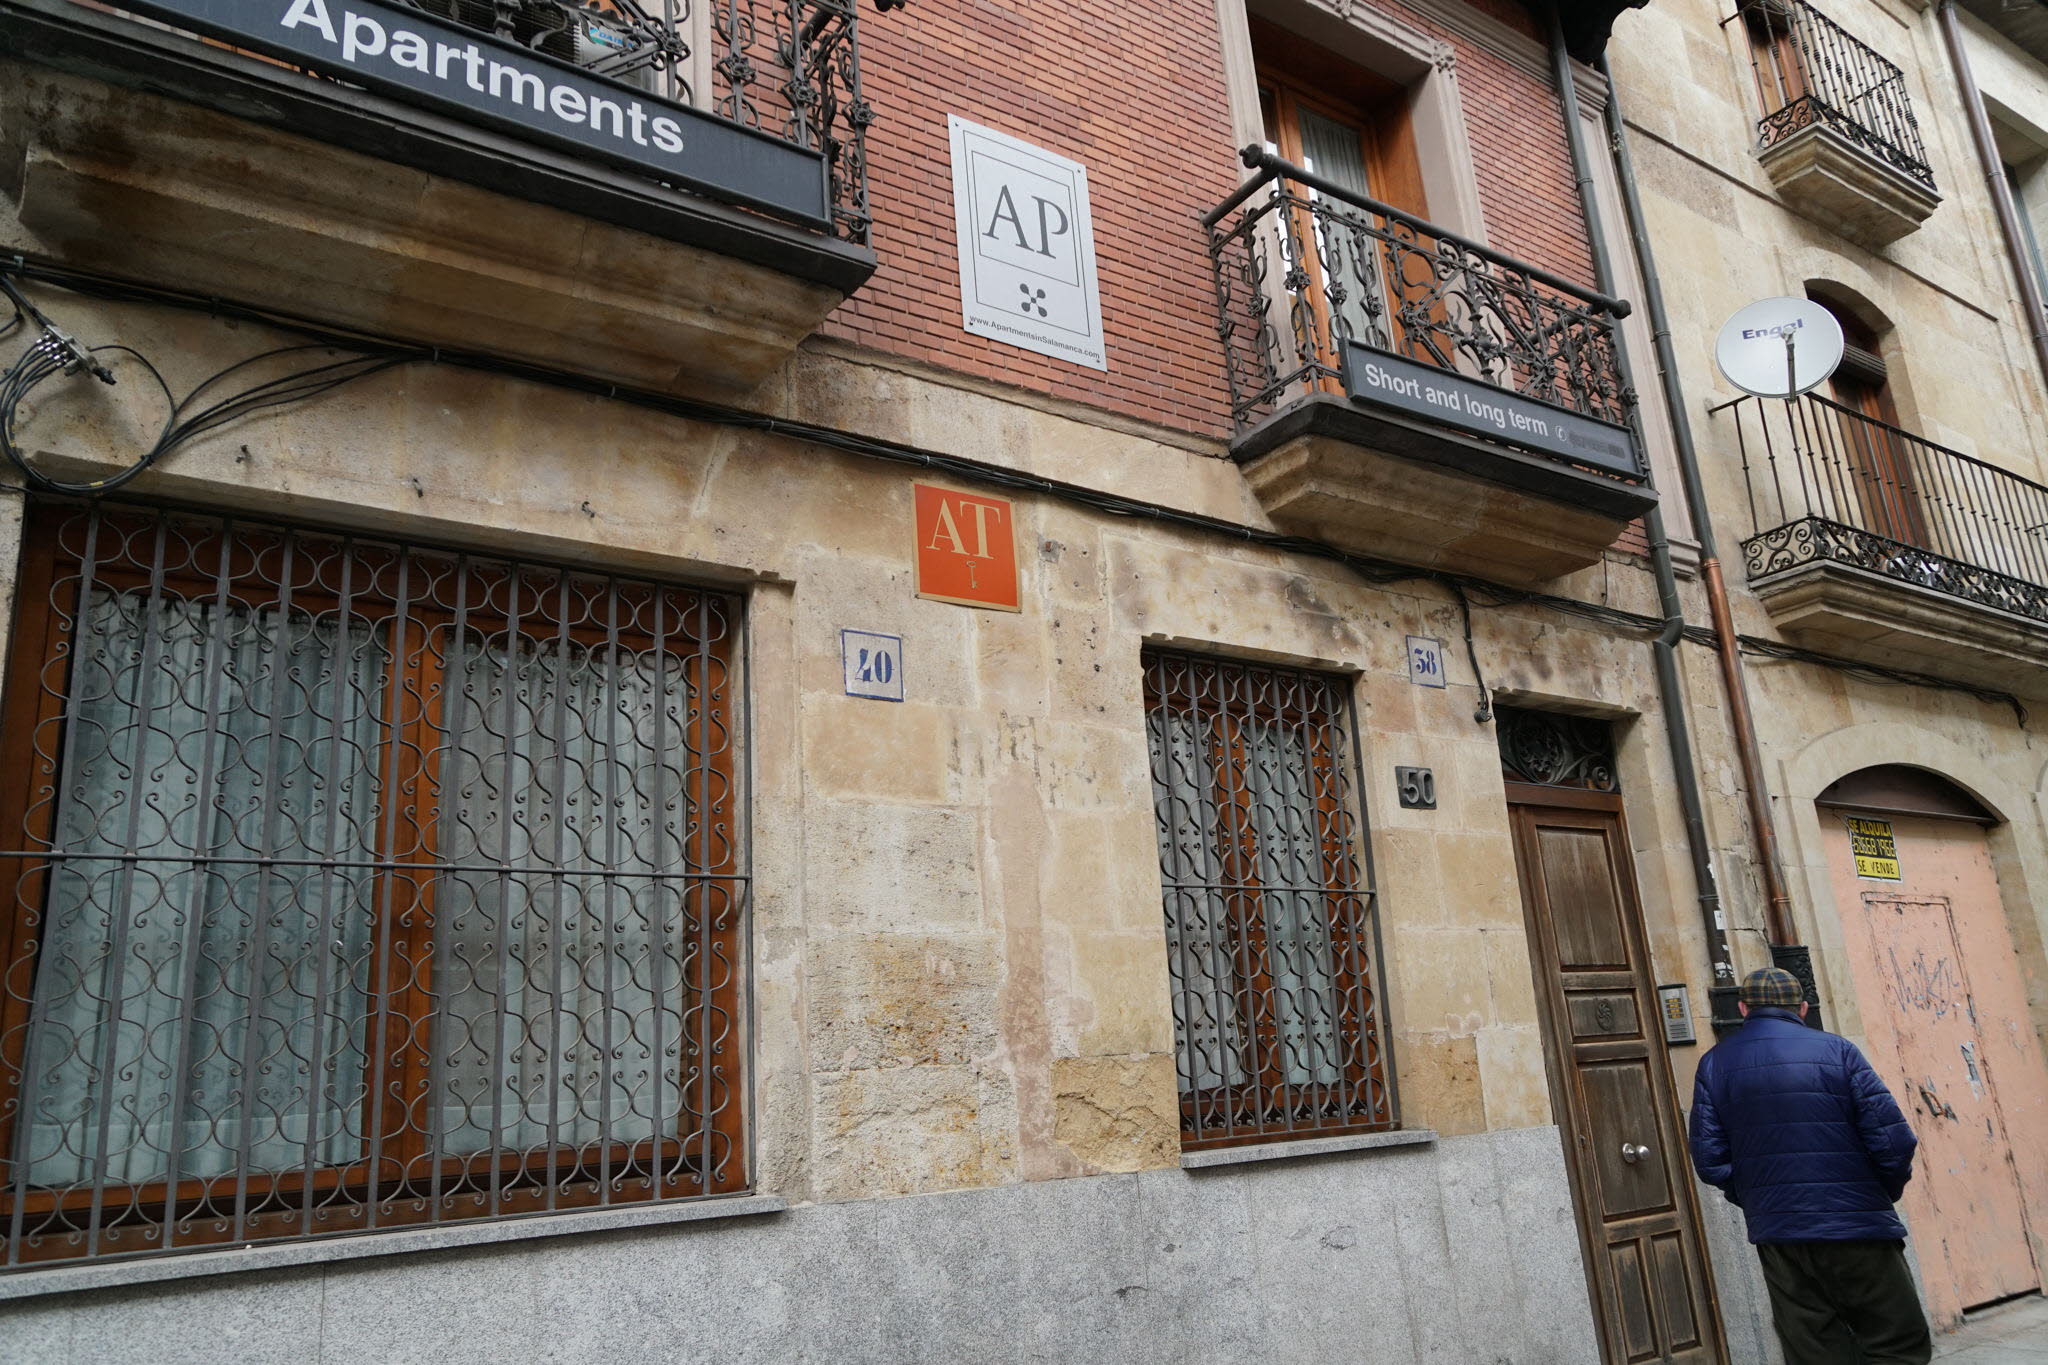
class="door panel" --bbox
[1611,1238,1658,1361]
[1653,1232,1703,1349]
[1568,991,1642,1040]
[1583,1060,1675,1214]
[1538,825,1630,968]
[1511,791,1724,1365]
[1822,812,2047,1322]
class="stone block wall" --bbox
[0,1128,1599,1365]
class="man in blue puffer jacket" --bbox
[1689,967,1930,1364]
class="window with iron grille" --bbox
[0,501,746,1271]
[1141,649,1392,1151]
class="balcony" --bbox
[0,0,881,391]
[1204,148,1655,585]
[1723,392,2048,695]
[1732,0,1939,246]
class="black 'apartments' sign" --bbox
[118,0,831,227]
[1341,342,1639,478]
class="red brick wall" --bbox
[1386,0,1599,286]
[820,0,1241,437]
[824,0,1600,444]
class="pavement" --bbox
[1934,1295,2048,1363]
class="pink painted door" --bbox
[1824,812,2048,1325]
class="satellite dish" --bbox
[1714,297,1845,398]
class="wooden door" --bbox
[1811,302,1928,548]
[1831,368,1927,548]
[1509,785,1725,1365]
[1822,812,2048,1323]
[1252,18,1431,376]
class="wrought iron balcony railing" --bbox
[1202,147,1641,477]
[89,0,877,242]
[1721,391,2048,623]
[1731,0,1934,192]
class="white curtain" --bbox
[1297,106,1383,350]
[21,588,382,1187]
[1149,710,1344,1094]
[431,633,689,1157]
[1149,710,1246,1091]
[1242,720,1343,1088]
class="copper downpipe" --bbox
[1555,13,1804,962]
[1702,557,1797,945]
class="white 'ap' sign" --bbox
[948,117,1108,371]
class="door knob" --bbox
[1620,1142,1648,1165]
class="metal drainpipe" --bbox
[1576,45,1799,955]
[1544,6,1738,997]
[1938,0,2048,394]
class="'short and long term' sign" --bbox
[1341,342,1638,477]
[113,0,830,225]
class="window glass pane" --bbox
[431,632,692,1157]
[1143,651,1387,1149]
[1296,107,1380,347]
[6,506,747,1269]
[2007,163,2048,303]
[1244,719,1341,1088]
[1296,107,1370,199]
[22,588,383,1186]
[1148,709,1245,1091]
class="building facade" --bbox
[0,0,2041,1361]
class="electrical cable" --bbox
[0,254,2028,724]
[0,276,410,494]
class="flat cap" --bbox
[1740,966,1805,1009]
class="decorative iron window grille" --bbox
[1718,392,2048,624]
[1496,706,1620,793]
[0,501,747,1271]
[1142,649,1393,1151]
[1730,0,1935,192]
[1202,146,1640,475]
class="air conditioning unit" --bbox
[425,0,666,92]
[559,4,663,92]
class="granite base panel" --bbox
[0,1125,1602,1365]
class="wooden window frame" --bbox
[1144,652,1393,1152]
[1251,16,1434,387]
[0,504,747,1270]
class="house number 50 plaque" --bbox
[1395,766,1436,810]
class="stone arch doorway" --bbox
[1817,764,2048,1325]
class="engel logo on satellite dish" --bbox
[1715,298,1844,398]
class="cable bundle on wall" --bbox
[0,274,407,495]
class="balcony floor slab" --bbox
[1751,558,2048,698]
[0,0,876,395]
[1235,394,1657,585]
[1756,123,1941,248]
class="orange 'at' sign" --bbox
[914,483,1020,612]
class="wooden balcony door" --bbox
[1508,784,1725,1365]
[1251,18,1430,383]
[1814,301,1929,548]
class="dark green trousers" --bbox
[1757,1241,1933,1364]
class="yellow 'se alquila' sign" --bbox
[1846,815,1902,881]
